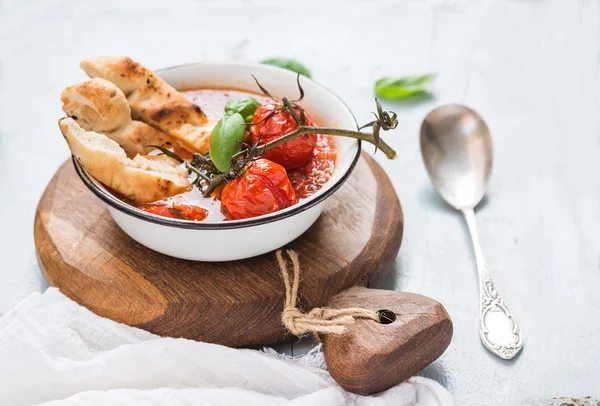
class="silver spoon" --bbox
[420,104,523,360]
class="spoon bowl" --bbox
[420,104,493,210]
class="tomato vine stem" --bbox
[257,124,397,160]
[201,110,397,196]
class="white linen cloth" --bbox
[0,288,453,406]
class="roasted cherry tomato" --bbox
[172,204,209,221]
[145,203,208,221]
[249,103,317,169]
[145,205,176,218]
[288,134,337,199]
[221,158,297,220]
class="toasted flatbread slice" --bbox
[61,78,131,132]
[59,117,191,203]
[61,78,174,157]
[80,56,213,153]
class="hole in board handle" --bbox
[377,309,396,324]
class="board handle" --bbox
[320,286,453,395]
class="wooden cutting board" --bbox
[34,152,452,395]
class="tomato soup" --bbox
[115,89,337,221]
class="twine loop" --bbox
[276,249,380,336]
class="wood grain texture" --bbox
[321,286,453,395]
[34,152,404,347]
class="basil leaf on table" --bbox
[261,58,312,78]
[225,96,261,123]
[209,113,246,172]
[374,74,436,100]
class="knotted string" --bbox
[276,249,380,336]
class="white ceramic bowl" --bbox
[73,62,360,261]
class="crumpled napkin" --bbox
[0,288,453,406]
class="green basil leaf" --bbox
[224,96,261,123]
[261,58,312,78]
[209,113,246,172]
[374,73,436,100]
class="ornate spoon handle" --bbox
[462,208,523,359]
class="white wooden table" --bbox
[1,1,599,404]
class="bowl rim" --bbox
[72,61,361,230]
